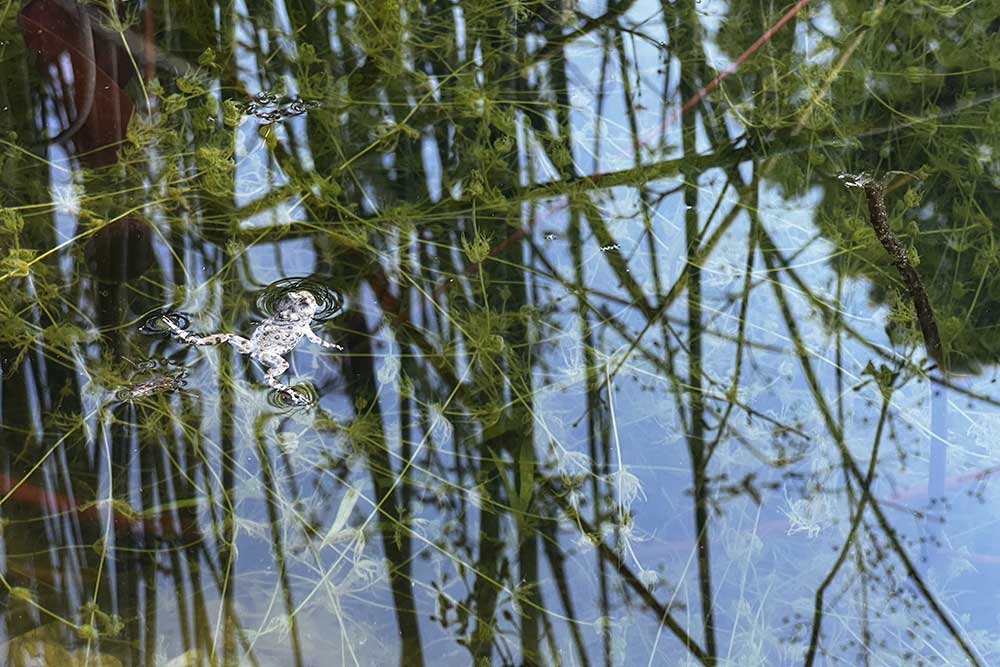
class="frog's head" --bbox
[275,290,318,321]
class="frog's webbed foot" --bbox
[276,387,311,406]
[141,311,189,336]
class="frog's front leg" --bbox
[304,328,344,351]
[160,315,253,354]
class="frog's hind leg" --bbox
[180,332,253,354]
[160,316,252,354]
[224,335,253,354]
[258,352,309,405]
[257,351,293,393]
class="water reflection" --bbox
[1,0,999,665]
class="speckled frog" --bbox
[115,362,188,403]
[155,290,343,404]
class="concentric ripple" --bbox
[267,383,318,409]
[139,311,191,336]
[256,277,344,321]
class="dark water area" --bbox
[0,0,999,665]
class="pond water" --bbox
[1,0,998,665]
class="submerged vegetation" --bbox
[0,0,999,665]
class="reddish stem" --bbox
[678,0,811,120]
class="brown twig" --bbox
[843,173,942,363]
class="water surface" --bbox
[1,0,998,665]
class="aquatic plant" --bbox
[0,0,998,666]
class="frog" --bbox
[115,360,188,403]
[150,290,343,405]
